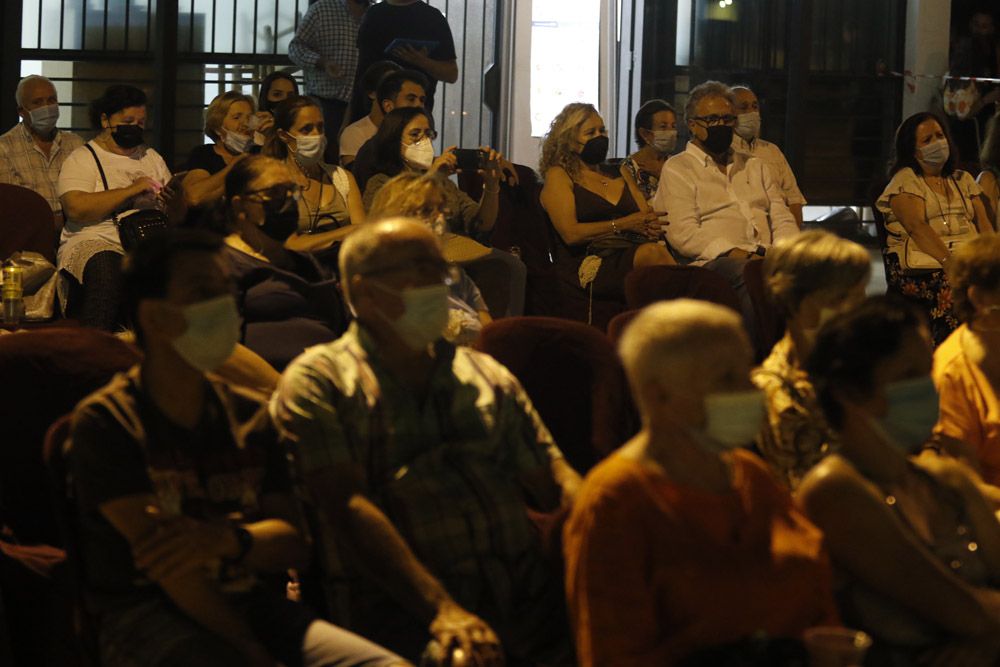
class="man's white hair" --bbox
[16,75,54,108]
[683,80,736,124]
[618,299,746,416]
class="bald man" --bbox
[272,218,579,665]
[0,75,84,225]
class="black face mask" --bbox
[259,199,300,241]
[701,125,733,155]
[110,124,144,149]
[579,135,609,165]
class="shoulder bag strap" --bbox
[84,143,119,224]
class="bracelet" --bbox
[611,219,619,234]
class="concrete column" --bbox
[903,0,951,119]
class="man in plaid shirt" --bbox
[289,0,369,159]
[0,75,84,226]
[273,219,579,666]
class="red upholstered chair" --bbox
[742,258,785,360]
[474,316,636,474]
[0,327,140,547]
[606,309,641,346]
[0,184,57,263]
[624,264,742,312]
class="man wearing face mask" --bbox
[0,75,84,226]
[730,86,806,229]
[654,81,798,353]
[564,299,838,666]
[272,218,580,665]
[65,229,408,667]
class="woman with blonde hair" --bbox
[752,230,870,488]
[935,234,1000,484]
[539,102,673,306]
[182,90,257,208]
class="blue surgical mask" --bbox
[877,376,939,454]
[171,295,241,372]
[699,388,766,451]
[371,282,450,350]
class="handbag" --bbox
[886,175,978,272]
[942,78,980,121]
[84,144,169,251]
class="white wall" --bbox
[903,0,951,118]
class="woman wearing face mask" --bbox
[263,95,365,253]
[181,91,256,209]
[621,99,678,203]
[58,84,172,330]
[877,112,993,346]
[751,231,870,489]
[540,103,674,311]
[208,154,348,371]
[564,300,838,666]
[253,70,300,143]
[801,295,1000,663]
[934,235,1000,486]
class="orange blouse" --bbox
[563,449,838,666]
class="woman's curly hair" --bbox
[539,102,599,182]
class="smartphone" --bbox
[454,148,486,173]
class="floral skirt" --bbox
[883,251,958,346]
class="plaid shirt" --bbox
[0,123,84,213]
[272,322,563,600]
[288,0,362,102]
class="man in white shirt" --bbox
[0,75,84,226]
[654,80,797,352]
[339,60,401,166]
[731,85,807,228]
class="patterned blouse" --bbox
[622,155,660,203]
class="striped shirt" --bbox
[0,122,84,214]
[288,0,362,102]
[272,322,564,599]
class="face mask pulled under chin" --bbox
[874,376,940,455]
[223,129,252,155]
[170,295,241,372]
[371,281,450,350]
[696,388,766,452]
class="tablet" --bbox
[384,38,440,56]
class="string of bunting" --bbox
[876,62,1000,93]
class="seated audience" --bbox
[620,99,678,203]
[564,299,838,666]
[753,231,870,488]
[182,91,255,208]
[0,74,84,226]
[655,81,797,345]
[67,229,406,667]
[876,111,993,346]
[271,218,580,664]
[262,95,365,252]
[350,69,429,190]
[935,234,1000,485]
[978,111,1000,223]
[253,70,300,143]
[540,102,674,305]
[368,171,491,345]
[731,85,806,228]
[340,60,402,167]
[801,295,1000,663]
[58,84,172,330]
[211,154,349,371]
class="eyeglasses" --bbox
[690,114,737,127]
[362,258,459,286]
[244,184,302,210]
[404,128,438,143]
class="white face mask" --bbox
[650,129,678,154]
[919,139,950,168]
[222,129,252,155]
[171,295,241,372]
[372,282,450,350]
[27,104,60,135]
[292,134,327,165]
[700,388,766,451]
[735,111,761,141]
[404,137,435,170]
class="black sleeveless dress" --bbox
[554,179,642,300]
